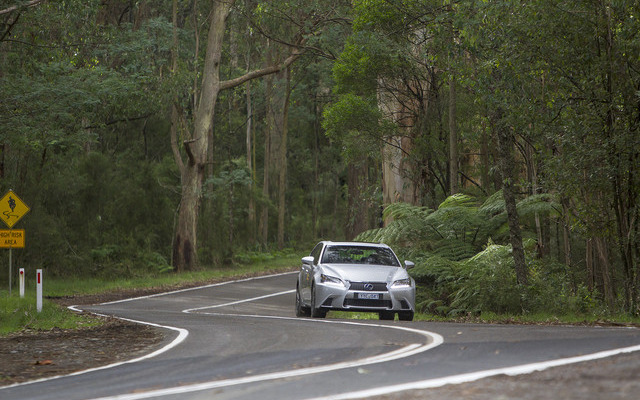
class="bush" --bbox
[409,240,605,317]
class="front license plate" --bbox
[357,293,380,300]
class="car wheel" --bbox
[310,285,326,318]
[398,311,414,321]
[295,285,310,317]
[378,311,395,320]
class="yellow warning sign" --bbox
[0,229,24,248]
[0,190,30,228]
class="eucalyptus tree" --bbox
[169,0,349,271]
[324,0,475,221]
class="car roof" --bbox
[320,241,391,249]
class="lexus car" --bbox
[295,241,415,321]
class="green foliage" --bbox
[411,240,605,317]
[322,93,397,161]
[359,192,603,316]
[2,0,639,316]
[358,193,499,254]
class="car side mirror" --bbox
[302,256,315,266]
[404,260,415,270]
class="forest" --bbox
[1,0,639,316]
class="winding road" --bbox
[2,272,640,399]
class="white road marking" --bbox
[182,289,295,313]
[304,343,640,400]
[87,313,444,400]
[97,271,298,305]
[7,271,637,400]
[1,271,444,398]
[0,273,295,390]
[0,313,189,390]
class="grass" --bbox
[0,295,100,335]
[330,310,640,326]
[42,254,300,297]
[0,253,301,336]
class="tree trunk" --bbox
[561,199,576,292]
[595,236,616,309]
[495,117,528,285]
[277,67,291,249]
[346,162,370,240]
[246,79,256,244]
[170,0,304,270]
[172,1,232,271]
[259,70,274,247]
[449,73,458,195]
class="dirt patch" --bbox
[0,316,165,386]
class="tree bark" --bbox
[172,1,232,271]
[346,162,370,240]
[496,117,528,285]
[449,73,458,195]
[246,79,256,243]
[277,67,291,249]
[595,236,616,309]
[259,67,274,247]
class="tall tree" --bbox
[171,0,301,270]
[171,0,346,270]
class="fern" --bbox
[516,193,560,219]
[479,190,505,217]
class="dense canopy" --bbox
[1,0,639,315]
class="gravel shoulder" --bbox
[0,289,168,387]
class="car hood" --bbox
[320,263,408,283]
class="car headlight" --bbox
[391,278,412,287]
[320,274,345,286]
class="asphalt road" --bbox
[2,272,640,400]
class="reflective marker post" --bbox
[19,268,24,298]
[36,269,42,313]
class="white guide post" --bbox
[36,269,43,313]
[19,268,25,298]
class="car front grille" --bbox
[348,282,388,291]
[343,299,393,308]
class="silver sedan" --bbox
[295,241,415,321]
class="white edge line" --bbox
[99,271,297,305]
[87,316,444,400]
[183,289,295,313]
[304,343,640,400]
[0,271,297,390]
[0,311,189,390]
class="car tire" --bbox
[295,285,310,317]
[398,311,414,321]
[310,285,327,318]
[379,311,395,320]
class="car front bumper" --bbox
[314,280,415,312]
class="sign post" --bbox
[0,190,29,295]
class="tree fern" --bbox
[516,193,560,219]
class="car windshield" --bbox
[321,245,400,267]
